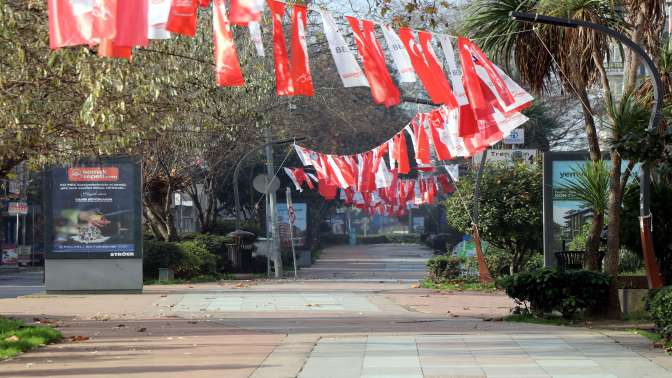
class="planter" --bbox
[618,288,649,317]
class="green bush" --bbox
[427,255,464,282]
[646,286,672,339]
[498,268,611,319]
[143,240,187,279]
[358,234,389,244]
[319,233,349,246]
[176,240,218,277]
[208,220,261,237]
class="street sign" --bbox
[253,174,280,194]
[8,202,28,215]
[473,149,538,165]
[503,128,525,144]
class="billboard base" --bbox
[45,259,142,292]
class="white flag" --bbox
[444,164,459,182]
[375,159,393,189]
[319,10,369,88]
[379,24,415,83]
[248,21,265,57]
[437,35,468,105]
[148,0,172,40]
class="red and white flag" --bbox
[213,0,244,87]
[398,28,457,106]
[48,0,117,49]
[375,159,394,189]
[268,0,293,95]
[346,17,400,107]
[395,132,410,174]
[166,0,199,37]
[229,0,263,26]
[320,11,369,88]
[290,5,314,96]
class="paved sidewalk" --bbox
[1,244,671,377]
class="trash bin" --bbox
[226,230,256,271]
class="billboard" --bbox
[44,157,142,259]
[277,203,307,247]
[543,152,638,266]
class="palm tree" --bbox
[560,160,610,270]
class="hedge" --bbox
[498,268,611,319]
[646,286,672,340]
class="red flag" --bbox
[213,0,245,87]
[114,0,148,47]
[346,17,400,107]
[396,133,410,174]
[413,118,431,165]
[48,0,117,49]
[318,180,338,200]
[199,0,212,7]
[459,38,516,109]
[230,0,262,26]
[166,0,199,37]
[290,5,314,96]
[399,28,457,106]
[98,39,132,59]
[268,0,294,95]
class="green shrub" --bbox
[646,286,672,339]
[358,234,420,245]
[619,249,643,273]
[208,220,261,237]
[143,240,187,279]
[358,234,389,244]
[427,255,464,282]
[176,240,218,277]
[498,268,611,319]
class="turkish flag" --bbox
[213,0,245,86]
[290,5,314,96]
[229,0,262,26]
[48,0,117,49]
[268,0,294,95]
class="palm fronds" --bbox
[560,160,610,213]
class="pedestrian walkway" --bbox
[298,334,672,378]
[299,244,432,281]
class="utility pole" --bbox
[265,127,283,277]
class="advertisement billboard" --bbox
[277,203,307,247]
[44,157,142,259]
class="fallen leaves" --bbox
[68,335,90,342]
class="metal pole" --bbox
[265,127,283,278]
[510,11,664,288]
[286,187,298,279]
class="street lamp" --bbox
[510,11,664,288]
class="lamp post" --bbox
[510,11,664,288]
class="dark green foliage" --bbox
[319,233,349,246]
[208,220,261,238]
[143,240,188,279]
[176,240,218,277]
[646,286,672,340]
[498,269,611,319]
[427,255,465,282]
[445,163,543,274]
[621,182,672,284]
[143,236,222,279]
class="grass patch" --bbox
[504,314,572,326]
[630,329,672,355]
[419,278,498,293]
[0,317,63,360]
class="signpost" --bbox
[286,187,298,279]
[503,128,525,144]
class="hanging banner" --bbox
[248,21,265,57]
[44,157,142,259]
[379,24,416,83]
[213,0,245,87]
[320,11,369,88]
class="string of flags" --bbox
[47,1,533,109]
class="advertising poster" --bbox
[45,157,142,259]
[277,203,307,247]
[543,152,637,265]
[412,217,425,233]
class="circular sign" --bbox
[252,174,280,194]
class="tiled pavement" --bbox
[297,334,672,378]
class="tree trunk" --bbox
[577,86,601,162]
[585,211,604,271]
